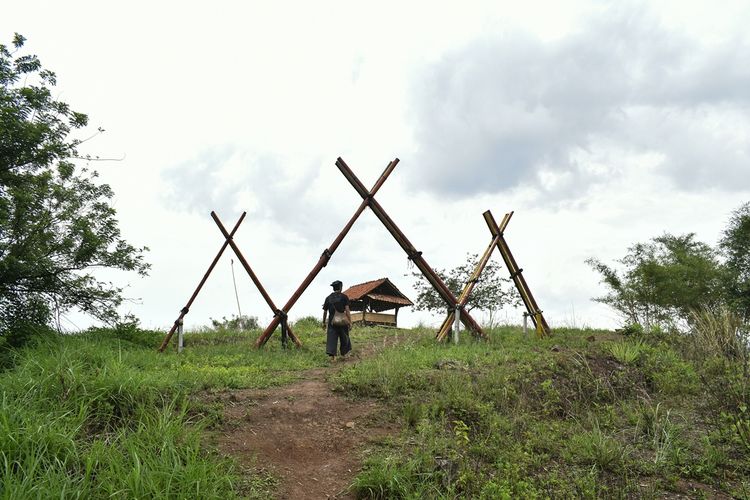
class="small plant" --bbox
[637,403,681,464]
[735,404,750,453]
[452,419,470,445]
[403,403,424,428]
[607,339,645,365]
[569,423,629,471]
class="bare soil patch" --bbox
[210,359,396,499]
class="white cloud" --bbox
[407,4,750,198]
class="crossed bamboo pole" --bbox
[254,158,400,347]
[212,212,301,347]
[434,212,514,342]
[158,213,247,352]
[484,210,550,337]
[335,158,486,339]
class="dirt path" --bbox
[212,359,396,499]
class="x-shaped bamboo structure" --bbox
[434,210,550,340]
[158,211,302,352]
[211,211,301,347]
[253,158,400,347]
[483,209,550,337]
[434,212,513,341]
[335,158,487,340]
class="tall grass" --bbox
[568,422,629,471]
[690,306,749,362]
[336,326,748,498]
[0,337,239,498]
[4,320,750,497]
[690,306,750,455]
[0,324,332,498]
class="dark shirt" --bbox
[323,291,349,326]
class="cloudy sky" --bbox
[4,1,750,334]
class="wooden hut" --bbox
[343,278,414,327]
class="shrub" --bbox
[568,423,629,471]
[209,314,259,331]
[690,306,749,363]
[636,403,683,465]
[292,315,322,337]
[689,307,750,455]
[607,339,646,365]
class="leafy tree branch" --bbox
[1,34,149,345]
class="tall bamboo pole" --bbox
[254,159,400,347]
[335,159,486,338]
[158,213,246,352]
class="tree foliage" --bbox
[411,253,519,321]
[587,233,726,330]
[719,202,750,320]
[0,34,148,344]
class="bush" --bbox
[85,322,163,350]
[0,323,57,370]
[607,339,646,365]
[587,233,725,330]
[209,314,259,331]
[690,306,749,362]
[293,315,321,329]
[568,423,629,471]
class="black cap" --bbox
[330,280,342,289]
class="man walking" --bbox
[322,280,352,361]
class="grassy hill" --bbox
[1,322,748,498]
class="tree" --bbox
[410,253,519,324]
[0,34,148,345]
[586,233,725,330]
[719,202,750,320]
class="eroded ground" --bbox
[211,362,395,499]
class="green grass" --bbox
[3,320,749,498]
[606,338,645,364]
[0,322,336,499]
[333,326,750,498]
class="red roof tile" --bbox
[343,278,388,300]
[343,277,413,307]
[367,293,413,306]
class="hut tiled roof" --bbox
[343,278,413,312]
